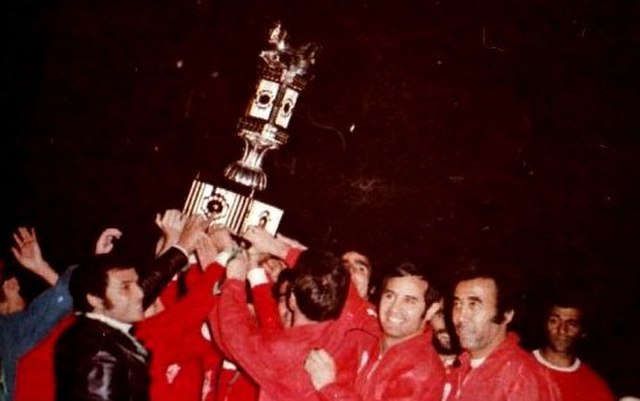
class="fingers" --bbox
[13,226,36,248]
[156,209,187,231]
[101,228,123,240]
[275,232,307,250]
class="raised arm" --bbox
[94,228,123,255]
[11,227,58,286]
[140,214,208,308]
[154,209,187,257]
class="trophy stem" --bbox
[224,139,271,190]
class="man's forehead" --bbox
[455,277,497,299]
[341,251,371,267]
[108,267,138,281]
[550,306,582,320]
[384,275,428,295]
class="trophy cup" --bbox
[183,22,318,235]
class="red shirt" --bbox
[14,314,75,401]
[532,350,615,401]
[447,333,560,401]
[318,330,446,401]
[211,279,375,401]
[136,262,224,401]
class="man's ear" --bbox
[87,294,104,311]
[504,309,515,325]
[287,292,298,311]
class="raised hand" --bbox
[10,227,58,285]
[175,214,209,254]
[194,228,235,270]
[94,228,123,255]
[155,209,188,256]
[243,226,289,260]
[225,247,249,281]
[275,231,308,251]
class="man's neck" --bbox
[540,346,576,368]
[84,312,133,335]
[292,312,318,327]
[382,331,422,353]
[469,330,507,360]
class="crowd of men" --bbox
[0,209,629,401]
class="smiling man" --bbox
[55,255,150,401]
[54,215,206,401]
[304,262,445,401]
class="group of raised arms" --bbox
[0,209,630,401]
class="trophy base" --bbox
[224,162,267,191]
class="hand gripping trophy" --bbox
[183,22,319,235]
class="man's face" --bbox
[2,277,21,302]
[452,277,510,359]
[545,306,583,354]
[99,268,144,323]
[341,251,371,299]
[379,275,429,349]
[430,304,453,354]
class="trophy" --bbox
[224,22,319,190]
[183,22,318,235]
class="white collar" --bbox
[470,356,487,368]
[84,312,133,335]
[533,349,581,372]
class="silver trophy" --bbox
[183,23,318,235]
[224,22,319,191]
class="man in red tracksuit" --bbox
[212,246,375,401]
[303,262,446,401]
[446,263,560,401]
[532,289,614,401]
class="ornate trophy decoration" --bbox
[183,178,284,235]
[224,22,319,191]
[183,22,318,235]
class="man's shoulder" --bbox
[57,317,124,352]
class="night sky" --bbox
[2,0,639,395]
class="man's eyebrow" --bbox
[403,294,420,302]
[468,296,483,303]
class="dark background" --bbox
[2,0,639,396]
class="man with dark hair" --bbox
[446,263,559,401]
[54,216,206,401]
[341,250,374,301]
[532,289,614,401]
[429,298,460,373]
[304,262,446,401]
[212,243,369,401]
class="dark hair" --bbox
[290,249,349,322]
[452,259,521,324]
[69,254,135,312]
[272,268,295,300]
[542,282,589,330]
[383,262,440,309]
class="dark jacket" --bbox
[55,316,149,401]
[54,247,188,401]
